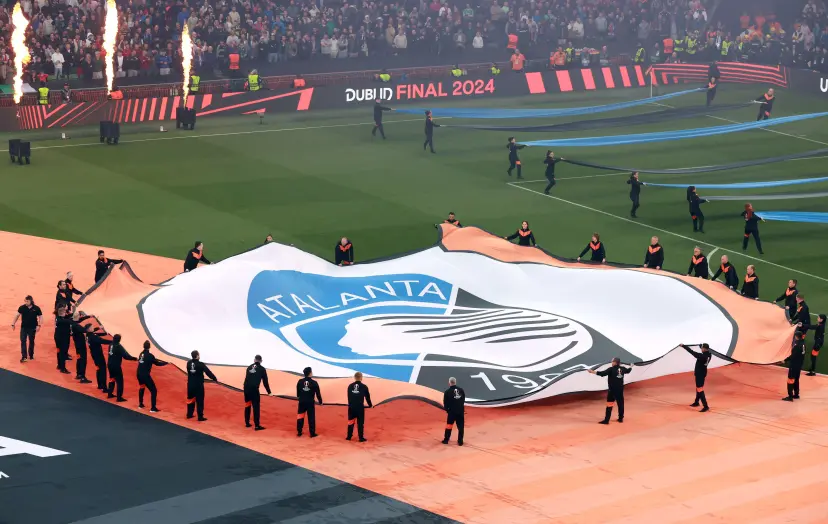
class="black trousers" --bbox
[757,106,770,121]
[138,374,157,408]
[692,211,705,232]
[444,411,464,443]
[605,387,624,420]
[742,229,763,252]
[90,347,107,390]
[297,401,316,435]
[630,196,640,217]
[544,175,556,193]
[423,134,435,152]
[810,344,822,372]
[75,345,88,378]
[694,374,709,408]
[508,160,522,178]
[372,121,385,138]
[347,406,365,439]
[107,365,124,398]
[187,384,205,418]
[244,388,261,427]
[56,341,70,371]
[706,88,716,106]
[788,365,802,397]
[20,328,35,359]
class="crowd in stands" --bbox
[0,0,826,87]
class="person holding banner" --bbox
[755,88,775,120]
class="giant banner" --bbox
[82,225,793,407]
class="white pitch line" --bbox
[507,182,828,284]
[706,247,720,274]
[0,117,437,153]
[651,100,828,146]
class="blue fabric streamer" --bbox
[393,88,703,119]
[758,212,828,224]
[646,176,828,189]
[520,112,828,147]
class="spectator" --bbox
[52,48,65,79]
[394,30,407,53]
[473,31,484,49]
[454,28,466,51]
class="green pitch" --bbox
[2,84,826,369]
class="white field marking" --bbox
[650,101,828,146]
[507,182,828,284]
[706,247,720,275]
[0,117,440,153]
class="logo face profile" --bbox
[246,270,637,404]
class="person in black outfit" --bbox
[793,294,810,326]
[441,212,462,228]
[71,310,93,383]
[423,110,440,153]
[578,233,606,263]
[55,280,75,312]
[86,327,113,391]
[755,88,775,121]
[137,340,168,412]
[543,150,563,194]
[296,366,323,437]
[264,234,274,244]
[741,265,760,299]
[244,355,272,430]
[506,137,526,179]
[346,371,372,442]
[627,172,645,218]
[712,255,739,290]
[54,305,73,374]
[741,203,764,254]
[442,377,466,446]
[588,357,633,424]
[184,241,211,272]
[783,330,806,401]
[372,99,393,139]
[799,314,825,376]
[687,186,707,233]
[106,335,137,402]
[680,343,712,411]
[775,279,799,321]
[505,221,536,247]
[687,247,709,278]
[95,250,123,283]
[643,236,664,270]
[705,76,718,106]
[335,237,354,266]
[186,350,217,421]
[64,272,84,301]
[12,296,42,363]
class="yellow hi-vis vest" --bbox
[38,87,49,105]
[190,75,200,92]
[491,66,501,75]
[686,37,697,54]
[248,74,260,91]
[379,73,391,82]
[451,68,462,77]
[721,41,732,56]
[634,48,645,63]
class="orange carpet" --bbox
[2,230,827,523]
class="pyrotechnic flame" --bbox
[181,26,193,106]
[103,0,118,94]
[11,3,31,105]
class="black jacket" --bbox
[597,364,632,389]
[297,377,323,404]
[443,385,465,414]
[741,274,759,299]
[579,241,605,262]
[644,244,664,268]
[186,359,217,386]
[244,362,272,394]
[688,254,708,278]
[507,228,536,247]
[137,349,168,376]
[107,343,137,370]
[184,248,211,272]
[681,344,712,376]
[335,242,354,265]
[95,256,123,282]
[712,262,739,289]
[347,381,372,408]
